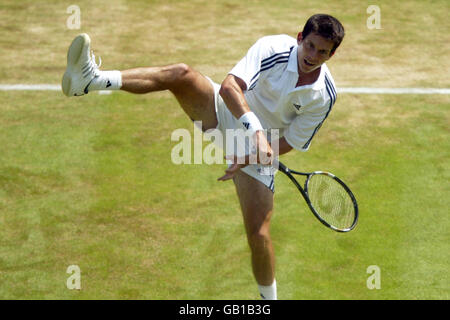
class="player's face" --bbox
[297,32,335,73]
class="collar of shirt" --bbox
[286,45,326,92]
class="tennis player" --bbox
[62,14,344,300]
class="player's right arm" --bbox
[219,37,279,168]
[219,74,251,118]
[219,74,273,166]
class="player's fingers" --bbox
[217,173,233,181]
[258,148,274,165]
[217,162,241,181]
[217,170,235,181]
[255,133,273,165]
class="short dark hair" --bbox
[302,14,345,55]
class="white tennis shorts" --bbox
[206,77,276,192]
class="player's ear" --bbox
[297,32,303,43]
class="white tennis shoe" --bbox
[62,33,101,97]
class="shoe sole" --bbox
[62,34,90,97]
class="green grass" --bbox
[0,92,448,299]
[0,0,449,299]
[277,94,449,299]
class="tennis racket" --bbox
[274,160,358,232]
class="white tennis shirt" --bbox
[229,34,337,151]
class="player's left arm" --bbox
[273,136,293,156]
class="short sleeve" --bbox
[283,107,331,151]
[228,37,275,90]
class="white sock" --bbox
[88,70,122,91]
[258,280,277,300]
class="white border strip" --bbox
[0,84,449,94]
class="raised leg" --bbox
[120,64,218,131]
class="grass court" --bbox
[0,0,448,299]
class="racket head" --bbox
[304,171,358,232]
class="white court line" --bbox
[337,87,450,94]
[0,84,111,94]
[0,84,61,91]
[0,84,449,94]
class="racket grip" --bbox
[273,159,288,173]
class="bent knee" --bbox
[173,63,192,79]
[165,63,196,89]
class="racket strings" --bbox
[306,174,356,230]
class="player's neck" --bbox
[296,66,321,87]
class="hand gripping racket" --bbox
[274,160,358,232]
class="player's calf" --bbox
[120,63,192,94]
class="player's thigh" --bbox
[233,170,274,237]
[170,64,218,131]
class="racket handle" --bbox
[273,159,288,173]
